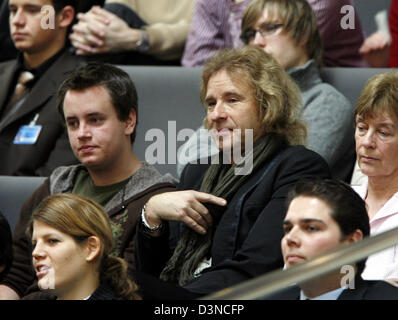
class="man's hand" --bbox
[0,285,20,300]
[145,191,227,235]
[359,31,390,67]
[70,6,142,55]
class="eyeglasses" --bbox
[240,23,284,44]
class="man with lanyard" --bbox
[0,0,82,176]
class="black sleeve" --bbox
[184,148,331,295]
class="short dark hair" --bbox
[286,179,370,274]
[0,211,13,280]
[51,0,77,13]
[52,0,78,37]
[57,62,139,143]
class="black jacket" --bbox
[0,51,82,176]
[265,275,398,300]
[135,145,331,297]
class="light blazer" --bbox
[0,51,82,176]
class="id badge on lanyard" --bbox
[14,114,42,145]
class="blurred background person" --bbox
[0,0,105,63]
[307,0,367,67]
[182,0,368,68]
[181,0,251,67]
[69,0,194,65]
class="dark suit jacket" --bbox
[0,51,82,176]
[135,145,331,297]
[265,275,398,300]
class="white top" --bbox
[352,182,398,281]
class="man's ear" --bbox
[57,5,75,28]
[85,236,102,262]
[345,229,363,244]
[124,109,137,136]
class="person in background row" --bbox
[242,0,355,182]
[266,179,398,300]
[24,193,141,300]
[0,0,105,63]
[306,0,367,67]
[182,0,367,68]
[0,0,18,63]
[133,46,330,299]
[351,72,398,285]
[181,0,251,67]
[0,62,176,300]
[0,211,13,282]
[69,0,194,65]
[0,0,82,176]
[178,0,355,183]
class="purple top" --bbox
[308,0,368,67]
[182,0,368,67]
[181,0,251,67]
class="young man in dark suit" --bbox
[267,179,398,300]
[0,0,81,176]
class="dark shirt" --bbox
[21,284,124,300]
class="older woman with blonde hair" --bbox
[26,193,140,300]
[352,72,398,284]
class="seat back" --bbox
[0,175,46,233]
[121,66,204,178]
[320,67,392,108]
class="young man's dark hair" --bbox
[57,62,139,143]
[0,211,13,281]
[286,179,370,274]
[52,0,77,13]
